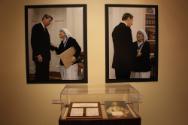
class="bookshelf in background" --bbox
[145,8,156,57]
[145,8,156,79]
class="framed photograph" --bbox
[25,5,87,83]
[105,4,158,82]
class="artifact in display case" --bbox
[58,84,142,125]
[105,101,139,119]
[66,102,102,119]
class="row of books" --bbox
[145,14,155,26]
[145,8,156,54]
[146,27,156,40]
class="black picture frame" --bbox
[25,4,87,83]
[105,4,158,83]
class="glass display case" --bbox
[59,84,142,125]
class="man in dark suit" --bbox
[31,14,53,81]
[112,13,134,80]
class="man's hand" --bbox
[37,54,43,63]
[137,52,142,57]
[50,44,58,50]
[72,56,76,63]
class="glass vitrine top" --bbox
[60,84,139,95]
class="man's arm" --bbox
[31,25,43,62]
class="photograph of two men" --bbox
[25,5,158,83]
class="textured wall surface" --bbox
[0,0,188,125]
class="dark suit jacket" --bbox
[31,23,51,62]
[112,22,134,70]
[55,37,81,65]
[132,41,151,72]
